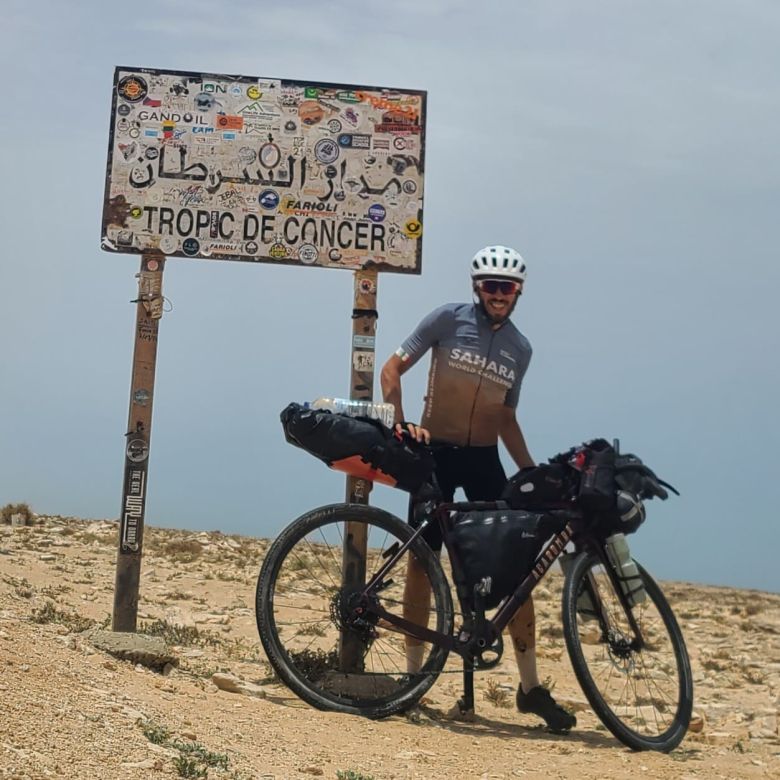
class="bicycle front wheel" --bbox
[256,503,453,718]
[562,552,693,751]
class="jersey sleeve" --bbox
[504,345,532,409]
[397,304,454,369]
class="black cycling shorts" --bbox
[408,444,507,552]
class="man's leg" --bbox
[463,446,575,731]
[403,451,456,674]
[460,444,537,681]
[506,584,575,732]
[403,552,432,673]
[507,597,540,691]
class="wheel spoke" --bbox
[305,534,341,591]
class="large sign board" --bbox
[101,67,426,273]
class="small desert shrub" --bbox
[161,589,191,601]
[483,677,511,708]
[139,720,229,778]
[139,619,220,647]
[222,638,263,662]
[173,756,206,778]
[287,553,311,572]
[214,570,244,583]
[337,771,375,780]
[1,502,33,525]
[29,602,96,632]
[163,539,203,562]
[171,740,228,770]
[41,584,71,598]
[298,622,327,637]
[76,532,104,546]
[289,648,339,681]
[141,720,171,745]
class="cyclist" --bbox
[380,245,576,733]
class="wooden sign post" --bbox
[112,253,165,632]
[339,268,379,671]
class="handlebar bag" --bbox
[450,509,568,610]
[280,403,435,493]
[575,439,618,512]
[501,463,577,509]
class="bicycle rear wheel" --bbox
[562,551,693,751]
[256,503,453,718]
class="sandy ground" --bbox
[0,515,778,780]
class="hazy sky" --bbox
[1,1,778,592]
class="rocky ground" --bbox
[0,515,778,780]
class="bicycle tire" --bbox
[562,551,693,751]
[256,503,453,718]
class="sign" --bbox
[101,67,427,274]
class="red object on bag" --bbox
[330,455,399,487]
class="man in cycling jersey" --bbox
[380,245,576,733]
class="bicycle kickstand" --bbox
[457,657,475,715]
[456,580,491,717]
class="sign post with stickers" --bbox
[102,66,426,641]
[113,253,165,631]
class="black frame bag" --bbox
[449,508,567,610]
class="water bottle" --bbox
[604,533,647,607]
[310,397,395,428]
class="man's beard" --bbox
[477,294,519,323]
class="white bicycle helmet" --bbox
[470,245,527,282]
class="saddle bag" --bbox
[450,508,568,610]
[280,403,435,493]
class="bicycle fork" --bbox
[580,545,647,649]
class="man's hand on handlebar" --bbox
[394,421,431,445]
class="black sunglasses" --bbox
[476,279,521,295]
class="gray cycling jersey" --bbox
[397,302,532,446]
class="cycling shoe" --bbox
[516,685,576,734]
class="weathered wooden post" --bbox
[112,252,165,631]
[339,268,379,670]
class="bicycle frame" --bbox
[360,499,649,709]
